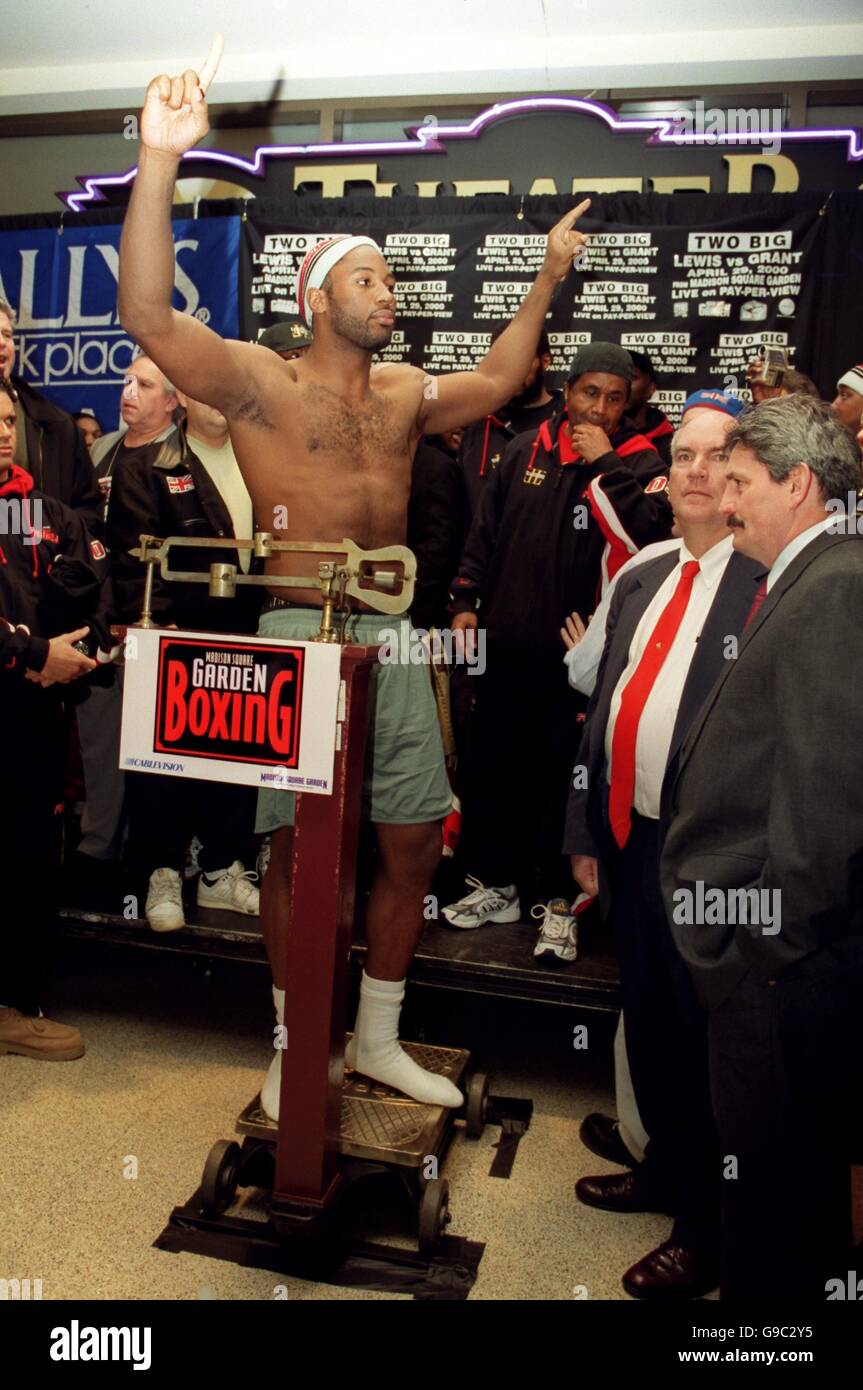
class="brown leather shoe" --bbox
[622,1240,719,1300]
[575,1169,672,1215]
[0,1007,85,1061]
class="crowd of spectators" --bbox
[2,284,861,1299]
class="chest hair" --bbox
[300,384,409,465]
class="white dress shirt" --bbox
[564,538,680,697]
[604,534,735,820]
[766,515,835,593]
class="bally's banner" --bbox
[120,628,342,793]
[0,216,240,426]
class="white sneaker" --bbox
[441,875,521,929]
[145,867,185,933]
[532,897,579,965]
[197,860,260,915]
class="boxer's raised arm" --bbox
[420,200,591,433]
[118,37,256,415]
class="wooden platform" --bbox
[58,892,619,1013]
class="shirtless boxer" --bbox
[119,36,591,1118]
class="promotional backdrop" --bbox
[1,194,861,417]
[241,193,844,420]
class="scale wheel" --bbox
[418,1177,450,1253]
[465,1072,490,1139]
[200,1139,241,1215]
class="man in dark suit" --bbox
[661,394,863,1299]
[564,390,765,1299]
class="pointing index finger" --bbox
[198,32,224,95]
[554,198,592,233]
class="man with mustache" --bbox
[662,395,863,1297]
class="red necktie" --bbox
[744,578,768,630]
[608,560,700,848]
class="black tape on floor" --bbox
[155,1204,484,1300]
[486,1097,533,1180]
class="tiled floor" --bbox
[2,940,682,1302]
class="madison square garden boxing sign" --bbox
[120,629,342,792]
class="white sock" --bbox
[344,996,362,1069]
[347,971,462,1108]
[260,985,284,1121]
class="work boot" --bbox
[0,1007,85,1061]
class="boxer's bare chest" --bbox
[297,380,410,469]
[229,371,418,550]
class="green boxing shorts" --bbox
[255,606,452,832]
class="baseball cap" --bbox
[257,318,313,353]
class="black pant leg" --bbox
[709,951,861,1298]
[3,684,65,1013]
[526,661,586,904]
[610,815,720,1256]
[195,779,258,873]
[459,654,530,890]
[125,770,193,876]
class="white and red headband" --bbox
[295,235,383,325]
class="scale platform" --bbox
[236,1038,471,1168]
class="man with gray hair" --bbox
[104,359,261,932]
[90,351,180,520]
[662,394,863,1298]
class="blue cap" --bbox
[682,389,745,419]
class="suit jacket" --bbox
[661,530,863,1010]
[563,545,765,899]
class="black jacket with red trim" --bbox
[106,425,262,634]
[450,409,672,658]
[458,392,562,518]
[0,464,112,677]
[8,375,104,539]
[638,403,674,468]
